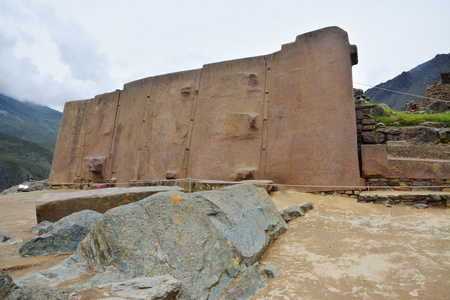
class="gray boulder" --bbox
[18,210,102,256]
[280,205,304,222]
[1,269,66,300]
[300,202,314,213]
[219,263,267,300]
[27,221,53,234]
[190,184,288,265]
[108,275,181,300]
[19,184,285,299]
[261,265,279,279]
[398,127,437,144]
[1,269,18,299]
[0,231,22,245]
[427,100,448,113]
[8,283,67,300]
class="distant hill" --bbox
[365,53,450,111]
[0,94,62,190]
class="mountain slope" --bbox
[0,132,54,189]
[365,53,450,110]
[0,94,62,151]
[0,94,62,190]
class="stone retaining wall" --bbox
[366,178,450,191]
[357,193,449,207]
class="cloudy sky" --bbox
[1,0,449,112]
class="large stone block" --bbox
[361,143,450,179]
[36,186,184,223]
[49,27,361,192]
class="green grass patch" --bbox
[376,110,450,126]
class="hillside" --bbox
[0,94,62,191]
[0,132,54,189]
[0,94,62,151]
[365,53,450,111]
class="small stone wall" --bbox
[366,178,450,191]
[357,193,449,208]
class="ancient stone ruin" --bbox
[49,27,361,192]
[405,72,450,113]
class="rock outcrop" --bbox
[18,210,102,256]
[18,184,287,299]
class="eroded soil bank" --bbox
[1,189,449,299]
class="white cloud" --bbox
[0,0,449,111]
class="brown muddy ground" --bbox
[0,189,449,299]
[254,190,450,300]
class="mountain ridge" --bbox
[364,53,450,110]
[0,94,62,190]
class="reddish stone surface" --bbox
[49,27,361,192]
[361,143,450,179]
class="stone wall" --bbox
[49,27,361,192]
[405,72,450,113]
[354,90,449,191]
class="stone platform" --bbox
[36,186,184,223]
[357,190,449,208]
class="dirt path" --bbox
[0,189,449,299]
[254,190,450,299]
[0,190,76,280]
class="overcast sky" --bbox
[1,0,449,112]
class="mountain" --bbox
[0,94,62,190]
[364,53,450,111]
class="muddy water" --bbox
[254,190,450,299]
[1,189,448,299]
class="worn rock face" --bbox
[1,268,67,300]
[361,143,450,179]
[189,184,287,265]
[106,276,181,300]
[19,210,102,256]
[20,184,286,299]
[0,269,17,299]
[0,231,22,245]
[49,27,361,192]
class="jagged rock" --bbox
[20,184,284,300]
[398,127,438,144]
[189,184,288,265]
[0,231,22,245]
[362,132,385,144]
[261,265,279,279]
[370,106,384,118]
[427,100,448,113]
[1,269,66,300]
[219,263,267,300]
[18,210,102,256]
[280,205,304,222]
[1,269,18,299]
[27,220,53,234]
[299,202,314,213]
[8,283,67,300]
[108,276,181,300]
